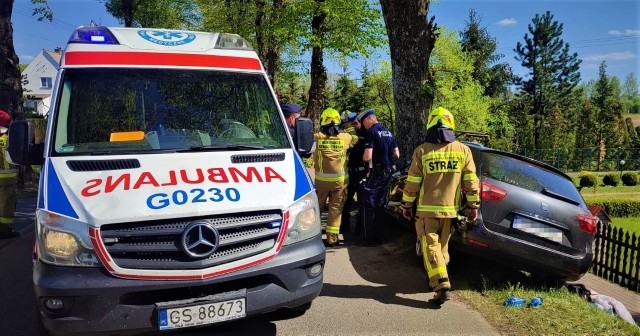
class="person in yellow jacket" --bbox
[314,108,353,247]
[0,110,19,239]
[400,107,479,304]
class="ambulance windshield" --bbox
[52,68,289,155]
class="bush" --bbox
[621,172,639,186]
[585,198,640,217]
[579,174,598,188]
[602,174,621,187]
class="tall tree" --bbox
[430,28,491,133]
[1,0,51,119]
[459,9,513,98]
[379,0,438,158]
[514,11,581,149]
[592,62,627,169]
[622,72,640,114]
[103,0,197,28]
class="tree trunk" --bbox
[305,0,327,121]
[0,0,24,119]
[380,0,437,159]
[265,0,284,87]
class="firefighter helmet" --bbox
[320,108,341,126]
[426,107,455,130]
[0,110,10,133]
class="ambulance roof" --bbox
[61,26,263,72]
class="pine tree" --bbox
[514,11,581,149]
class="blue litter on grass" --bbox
[529,297,543,307]
[504,296,527,307]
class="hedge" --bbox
[584,198,640,217]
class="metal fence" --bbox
[517,148,640,172]
[592,222,640,293]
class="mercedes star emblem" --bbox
[181,221,220,258]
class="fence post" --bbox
[588,148,593,171]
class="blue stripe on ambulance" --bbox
[37,167,45,209]
[46,160,79,219]
[293,152,313,201]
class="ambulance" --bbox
[8,26,324,335]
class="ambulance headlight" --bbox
[36,210,100,267]
[284,192,321,245]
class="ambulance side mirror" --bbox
[7,120,43,165]
[294,117,314,156]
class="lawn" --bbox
[610,217,640,237]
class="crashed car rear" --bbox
[387,142,595,281]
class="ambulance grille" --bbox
[99,211,283,270]
[67,159,140,171]
[231,153,285,163]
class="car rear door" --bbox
[473,149,594,255]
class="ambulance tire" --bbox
[35,308,50,336]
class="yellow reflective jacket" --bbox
[402,141,480,218]
[0,133,17,174]
[313,132,353,182]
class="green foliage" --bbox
[587,198,640,217]
[102,0,198,29]
[430,28,491,133]
[579,174,598,188]
[621,172,639,186]
[602,173,621,186]
[31,0,53,21]
[514,11,582,150]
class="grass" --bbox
[610,217,640,237]
[450,255,640,335]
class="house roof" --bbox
[588,205,612,222]
[44,50,62,64]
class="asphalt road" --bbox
[0,197,497,336]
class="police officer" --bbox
[340,112,365,234]
[314,108,353,247]
[400,107,480,304]
[280,103,301,139]
[357,109,399,246]
[0,110,19,239]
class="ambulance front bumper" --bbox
[34,234,325,336]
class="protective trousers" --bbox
[341,170,364,233]
[360,169,391,244]
[316,179,348,245]
[0,172,17,233]
[416,217,453,291]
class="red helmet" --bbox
[0,110,10,132]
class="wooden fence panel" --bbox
[591,223,639,293]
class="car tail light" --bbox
[481,181,506,203]
[577,214,597,234]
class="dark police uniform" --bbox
[341,128,366,233]
[359,122,397,245]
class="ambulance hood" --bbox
[39,150,313,226]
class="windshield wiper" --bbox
[540,187,580,205]
[179,144,265,152]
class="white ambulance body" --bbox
[13,26,323,335]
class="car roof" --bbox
[462,141,573,181]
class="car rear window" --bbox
[477,151,584,206]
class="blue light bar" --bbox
[68,26,119,44]
[270,221,281,229]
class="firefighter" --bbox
[340,112,365,234]
[400,107,480,304]
[357,109,399,246]
[314,108,353,247]
[0,110,19,239]
[280,103,302,139]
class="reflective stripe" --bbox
[466,194,480,202]
[0,172,17,179]
[406,175,422,183]
[416,205,457,213]
[0,217,14,224]
[421,236,448,277]
[463,173,478,181]
[402,194,416,203]
[325,226,340,234]
[316,172,348,182]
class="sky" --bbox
[10,0,640,86]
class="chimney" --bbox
[54,47,62,54]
